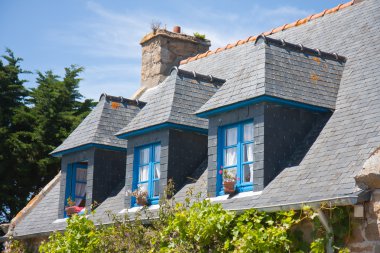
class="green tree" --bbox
[0,49,32,223]
[29,66,94,187]
[0,49,94,223]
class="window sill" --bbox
[209,190,262,202]
[118,204,160,214]
[52,218,68,224]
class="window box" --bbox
[65,206,84,216]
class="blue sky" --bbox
[0,0,344,100]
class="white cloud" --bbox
[45,1,314,99]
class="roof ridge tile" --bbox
[179,0,355,65]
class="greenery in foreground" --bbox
[0,49,95,223]
[6,185,351,253]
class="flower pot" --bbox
[136,196,148,206]
[223,181,236,194]
[65,206,82,216]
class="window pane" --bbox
[153,181,159,197]
[75,183,86,197]
[154,145,161,162]
[244,123,254,141]
[224,148,237,166]
[243,164,254,183]
[225,127,237,146]
[154,164,160,179]
[139,147,150,165]
[223,168,237,182]
[243,143,254,162]
[138,183,148,193]
[76,168,87,182]
[75,198,86,207]
[139,165,149,182]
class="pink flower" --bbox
[218,170,223,175]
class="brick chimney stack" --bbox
[139,26,211,88]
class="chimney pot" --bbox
[173,26,181,33]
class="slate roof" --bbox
[116,68,224,137]
[181,0,380,209]
[8,0,380,239]
[196,37,346,116]
[51,94,143,156]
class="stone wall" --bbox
[348,190,380,253]
[140,29,210,88]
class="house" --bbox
[2,0,380,251]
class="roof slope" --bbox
[196,37,346,115]
[117,69,224,137]
[182,0,380,208]
[51,94,142,156]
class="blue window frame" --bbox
[64,162,87,216]
[133,143,161,206]
[217,120,254,195]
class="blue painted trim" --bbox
[132,143,161,207]
[51,143,127,157]
[197,95,330,118]
[217,120,255,196]
[64,162,88,217]
[117,123,208,139]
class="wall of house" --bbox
[125,129,170,207]
[58,149,95,218]
[348,190,380,252]
[207,104,265,196]
[263,104,325,186]
[92,149,127,206]
[168,129,208,193]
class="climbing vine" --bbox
[5,186,352,253]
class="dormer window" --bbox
[133,143,161,206]
[218,121,254,195]
[64,162,87,216]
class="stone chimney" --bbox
[140,26,211,88]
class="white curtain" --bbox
[140,148,150,165]
[75,168,87,206]
[155,164,160,179]
[139,183,148,192]
[155,146,161,162]
[226,127,237,146]
[139,165,149,181]
[244,123,254,141]
[225,148,237,166]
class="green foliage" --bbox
[0,49,95,223]
[160,200,235,252]
[193,32,206,40]
[2,237,28,253]
[310,238,326,253]
[0,49,32,222]
[228,209,299,252]
[35,188,353,253]
[39,214,99,253]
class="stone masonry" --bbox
[140,28,210,88]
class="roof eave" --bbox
[197,95,332,118]
[116,122,208,139]
[50,143,127,157]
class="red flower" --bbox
[218,170,223,175]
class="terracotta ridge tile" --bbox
[180,0,355,65]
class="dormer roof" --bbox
[116,68,224,138]
[196,36,346,117]
[51,94,143,157]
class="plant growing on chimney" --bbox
[150,20,162,34]
[193,32,206,40]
